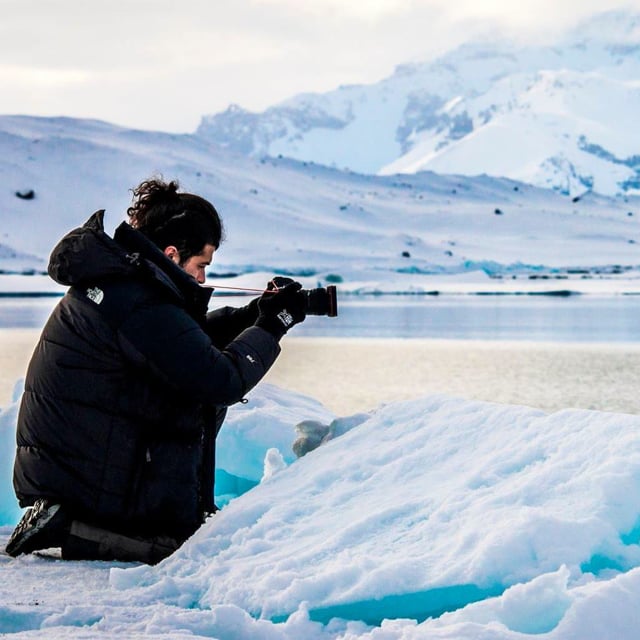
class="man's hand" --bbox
[255,281,306,339]
[267,276,295,291]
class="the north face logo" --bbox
[277,309,294,327]
[86,287,104,305]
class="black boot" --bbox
[5,499,70,557]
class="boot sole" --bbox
[5,503,62,557]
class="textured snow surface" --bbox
[2,384,640,638]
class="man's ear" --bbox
[163,245,180,265]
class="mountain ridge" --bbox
[1,113,640,292]
[196,10,640,197]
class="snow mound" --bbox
[111,394,640,630]
[214,383,335,504]
[3,385,640,637]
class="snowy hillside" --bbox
[197,10,640,197]
[2,384,640,638]
[2,114,640,294]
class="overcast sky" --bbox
[2,0,639,133]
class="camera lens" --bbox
[303,286,337,317]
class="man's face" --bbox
[164,243,216,284]
[181,244,216,284]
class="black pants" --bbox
[61,520,183,564]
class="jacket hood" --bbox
[48,210,137,286]
[48,210,213,318]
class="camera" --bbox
[302,285,338,317]
[269,277,338,317]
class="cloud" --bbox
[2,0,640,132]
[0,65,90,88]
[254,0,415,21]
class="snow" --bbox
[381,69,640,196]
[197,10,640,197]
[2,14,640,636]
[0,381,22,528]
[268,84,407,173]
[2,380,640,638]
[2,114,640,298]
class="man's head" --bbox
[127,178,223,283]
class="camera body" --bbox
[269,277,337,317]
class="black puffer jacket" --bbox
[13,211,280,539]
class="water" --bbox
[2,294,640,342]
[299,294,640,342]
[2,295,640,415]
[0,298,61,329]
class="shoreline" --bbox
[4,272,640,298]
[3,333,640,417]
[265,337,640,416]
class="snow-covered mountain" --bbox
[196,10,640,197]
[2,114,640,293]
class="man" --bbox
[6,178,306,563]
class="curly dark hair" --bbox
[127,178,224,263]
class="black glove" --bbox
[268,276,295,290]
[255,281,306,339]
